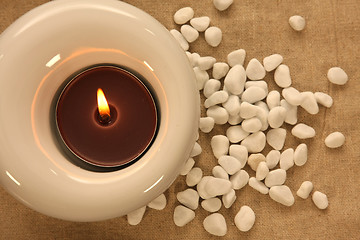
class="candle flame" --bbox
[97,88,110,122]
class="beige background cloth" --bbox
[0,0,359,239]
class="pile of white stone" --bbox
[126,1,348,236]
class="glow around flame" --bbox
[97,88,110,119]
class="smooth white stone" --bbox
[169,29,189,50]
[229,145,248,168]
[193,67,209,90]
[227,49,246,67]
[199,117,215,133]
[300,91,319,115]
[289,15,306,31]
[294,143,308,166]
[234,206,255,232]
[266,150,281,169]
[291,123,316,139]
[247,153,266,171]
[230,169,249,190]
[282,87,303,106]
[206,106,229,125]
[212,165,229,180]
[256,161,269,181]
[204,79,221,98]
[312,191,329,209]
[197,176,213,199]
[205,177,232,197]
[267,106,287,129]
[274,64,291,88]
[177,188,199,210]
[228,114,243,125]
[241,132,266,153]
[190,142,202,157]
[127,206,146,225]
[205,26,222,47]
[186,167,203,187]
[174,7,194,24]
[327,67,348,85]
[226,126,249,143]
[269,185,295,206]
[263,54,283,72]
[242,117,262,133]
[239,102,258,119]
[180,158,195,176]
[241,86,267,103]
[148,193,167,210]
[213,62,230,79]
[246,58,266,80]
[296,181,313,199]
[248,177,269,194]
[266,90,281,109]
[264,169,286,187]
[325,132,345,148]
[201,198,222,212]
[197,56,216,71]
[218,155,241,175]
[280,148,294,170]
[211,135,230,159]
[222,189,236,208]
[204,90,229,108]
[190,16,210,32]
[173,205,195,227]
[266,128,286,150]
[280,99,298,125]
[180,24,199,43]
[203,213,227,237]
[245,80,269,95]
[255,104,269,131]
[314,92,333,108]
[222,95,241,116]
[213,0,233,11]
[191,52,201,67]
[224,65,247,95]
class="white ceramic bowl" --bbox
[0,0,199,221]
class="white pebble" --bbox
[173,205,195,227]
[280,99,298,125]
[211,135,230,159]
[234,206,255,232]
[228,114,243,125]
[204,79,221,98]
[242,117,262,133]
[186,167,203,187]
[241,86,267,104]
[222,95,241,116]
[267,106,287,128]
[205,26,222,47]
[180,24,199,43]
[197,176,213,199]
[312,191,329,209]
[224,65,247,95]
[289,15,306,31]
[296,181,313,199]
[266,90,281,109]
[203,213,227,236]
[206,106,229,125]
[201,198,222,212]
[199,117,215,133]
[169,29,189,51]
[239,102,258,119]
[256,161,269,181]
[180,158,195,175]
[197,56,216,71]
[204,91,229,108]
[314,92,333,108]
[266,128,286,150]
[226,126,249,143]
[245,80,269,95]
[212,165,229,180]
[190,142,202,157]
[264,169,286,187]
[191,52,201,67]
[177,188,199,210]
[213,0,233,11]
[300,91,319,115]
[280,148,294,171]
[294,143,308,166]
[274,64,291,88]
[247,153,266,171]
[246,58,266,80]
[230,169,249,190]
[222,189,236,208]
[190,16,210,32]
[229,145,248,168]
[148,193,167,210]
[241,132,266,153]
[327,67,348,85]
[193,67,209,90]
[212,62,230,79]
[269,185,295,206]
[174,7,194,24]
[218,155,241,175]
[266,150,280,169]
[263,54,283,72]
[227,49,246,67]
[282,87,303,106]
[127,206,146,225]
[255,101,270,131]
[325,132,345,148]
[248,177,269,194]
[291,123,316,139]
[205,177,232,197]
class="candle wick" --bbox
[99,112,111,124]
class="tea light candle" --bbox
[56,65,158,167]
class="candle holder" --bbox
[0,0,199,221]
